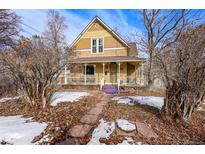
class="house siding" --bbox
[60,17,146,86]
[72,20,128,58]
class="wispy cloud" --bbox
[15,9,90,44]
[14,9,143,44]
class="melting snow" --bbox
[87,119,115,145]
[116,119,136,131]
[88,119,142,145]
[0,115,47,145]
[112,96,164,109]
[0,96,21,103]
[112,97,134,106]
[51,92,90,106]
[36,134,52,144]
[197,106,205,112]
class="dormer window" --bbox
[91,38,104,54]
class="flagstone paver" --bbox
[69,124,92,138]
[68,94,110,138]
[80,114,99,125]
[115,128,137,137]
[87,106,103,115]
[135,121,158,139]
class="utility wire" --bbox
[19,21,68,45]
[20,21,42,34]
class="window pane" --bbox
[99,46,103,52]
[84,66,94,75]
[92,39,97,53]
[98,38,103,52]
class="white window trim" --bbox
[91,37,104,54]
[73,47,127,52]
[91,38,97,54]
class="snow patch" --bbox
[88,119,142,145]
[197,107,205,112]
[87,119,115,145]
[118,137,142,145]
[112,96,164,109]
[51,92,90,106]
[0,96,21,103]
[0,115,47,145]
[113,97,134,106]
[35,134,52,144]
[116,119,136,131]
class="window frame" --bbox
[91,38,97,53]
[91,37,104,54]
[98,38,104,53]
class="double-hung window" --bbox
[91,38,103,53]
[98,38,103,53]
[92,39,97,53]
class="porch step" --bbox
[102,85,118,94]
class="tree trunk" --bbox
[161,81,201,122]
[147,51,153,84]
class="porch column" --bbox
[141,63,144,85]
[64,65,67,84]
[118,62,121,84]
[84,63,87,85]
[94,64,96,84]
[103,63,105,81]
[135,65,137,84]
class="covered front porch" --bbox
[60,56,146,87]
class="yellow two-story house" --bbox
[61,16,146,87]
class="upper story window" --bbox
[91,38,104,53]
[92,39,97,53]
[98,38,103,53]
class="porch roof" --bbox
[67,56,146,64]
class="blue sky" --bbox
[14,9,143,44]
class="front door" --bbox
[110,62,117,83]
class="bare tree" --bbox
[0,9,21,50]
[157,24,205,122]
[0,10,20,96]
[1,36,67,108]
[141,9,188,83]
[43,10,68,52]
[0,10,68,109]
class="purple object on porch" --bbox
[102,85,118,94]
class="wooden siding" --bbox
[76,49,127,57]
[72,20,128,57]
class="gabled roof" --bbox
[70,16,129,48]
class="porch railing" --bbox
[59,75,147,86]
[126,76,147,86]
[66,75,98,85]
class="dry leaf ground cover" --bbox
[0,90,101,144]
[100,96,205,145]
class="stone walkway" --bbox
[68,94,110,138]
